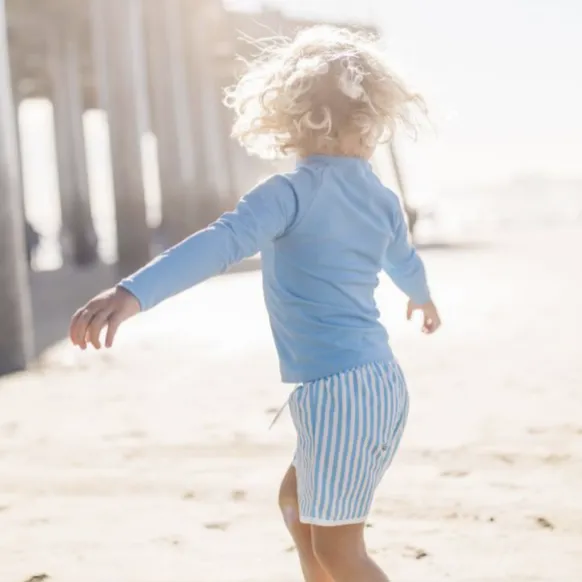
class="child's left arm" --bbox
[382,201,431,307]
[382,198,441,334]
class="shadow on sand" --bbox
[29,257,261,357]
[415,240,487,252]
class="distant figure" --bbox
[70,26,441,582]
[24,221,40,267]
[405,204,419,238]
[59,227,99,267]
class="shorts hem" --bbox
[299,515,368,526]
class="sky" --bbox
[227,0,582,193]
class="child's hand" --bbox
[69,287,141,350]
[407,299,441,334]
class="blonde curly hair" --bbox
[224,25,425,160]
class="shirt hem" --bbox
[280,349,394,384]
[299,515,368,526]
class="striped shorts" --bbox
[288,360,409,526]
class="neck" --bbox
[300,135,374,159]
[299,146,372,160]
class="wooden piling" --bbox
[143,0,196,245]
[182,0,225,228]
[49,24,99,266]
[0,0,34,374]
[90,0,151,276]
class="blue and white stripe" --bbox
[289,361,409,525]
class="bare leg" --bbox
[279,465,334,582]
[311,523,390,582]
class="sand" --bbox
[1,225,581,582]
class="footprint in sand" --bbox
[535,516,555,530]
[543,453,570,464]
[0,422,18,437]
[231,489,247,501]
[489,481,521,490]
[494,454,515,465]
[440,470,469,478]
[404,546,429,560]
[204,522,230,531]
[157,537,182,546]
[27,518,50,526]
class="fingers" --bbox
[69,310,82,346]
[71,307,117,350]
[406,301,414,320]
[70,287,138,351]
[70,300,113,350]
[87,309,113,349]
[422,317,433,334]
[422,312,441,334]
[105,314,123,348]
[70,307,95,349]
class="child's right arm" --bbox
[69,175,298,349]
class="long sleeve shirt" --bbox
[119,155,431,383]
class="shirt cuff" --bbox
[117,280,146,312]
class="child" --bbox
[70,26,441,582]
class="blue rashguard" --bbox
[119,155,430,383]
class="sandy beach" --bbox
[1,224,581,582]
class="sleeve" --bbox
[118,174,298,311]
[382,200,431,305]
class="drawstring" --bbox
[269,383,303,429]
[269,395,291,430]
